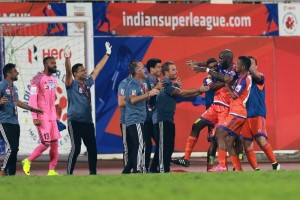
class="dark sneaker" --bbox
[171,157,190,167]
[272,162,281,170]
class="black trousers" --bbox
[67,121,97,175]
[150,121,175,173]
[122,123,145,174]
[0,123,20,175]
[143,120,153,170]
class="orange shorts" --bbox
[37,120,61,143]
[200,103,230,127]
[240,116,268,141]
[218,114,246,136]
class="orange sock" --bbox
[225,155,228,168]
[230,155,243,171]
[184,136,198,160]
[217,150,227,168]
[262,143,277,163]
[246,149,259,170]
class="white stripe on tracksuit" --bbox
[158,122,164,173]
[136,124,145,172]
[67,121,75,174]
[0,124,11,171]
[121,124,128,166]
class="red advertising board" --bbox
[100,3,278,36]
[274,37,300,149]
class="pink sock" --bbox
[49,142,59,170]
[28,144,49,162]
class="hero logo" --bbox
[282,12,298,34]
[28,45,71,63]
[28,45,38,63]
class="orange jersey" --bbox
[229,74,252,118]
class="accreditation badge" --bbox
[14,102,18,115]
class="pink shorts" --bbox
[37,120,61,143]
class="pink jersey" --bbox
[29,72,57,121]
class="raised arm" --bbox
[64,45,73,86]
[172,86,210,97]
[90,42,112,81]
[186,60,208,73]
[249,67,263,82]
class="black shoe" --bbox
[149,168,159,173]
[272,162,280,170]
[132,170,142,174]
[171,157,190,167]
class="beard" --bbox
[48,67,57,74]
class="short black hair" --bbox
[146,58,161,72]
[72,63,84,76]
[248,56,257,66]
[161,61,174,76]
[43,56,55,65]
[238,56,251,70]
[3,63,16,78]
[206,58,217,66]
[128,60,140,76]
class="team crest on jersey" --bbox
[206,78,212,85]
[31,86,37,94]
[79,87,83,93]
[235,85,242,92]
[120,89,125,95]
[143,83,148,90]
[5,89,10,95]
[229,71,236,77]
[44,84,56,90]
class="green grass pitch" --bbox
[1,171,300,200]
